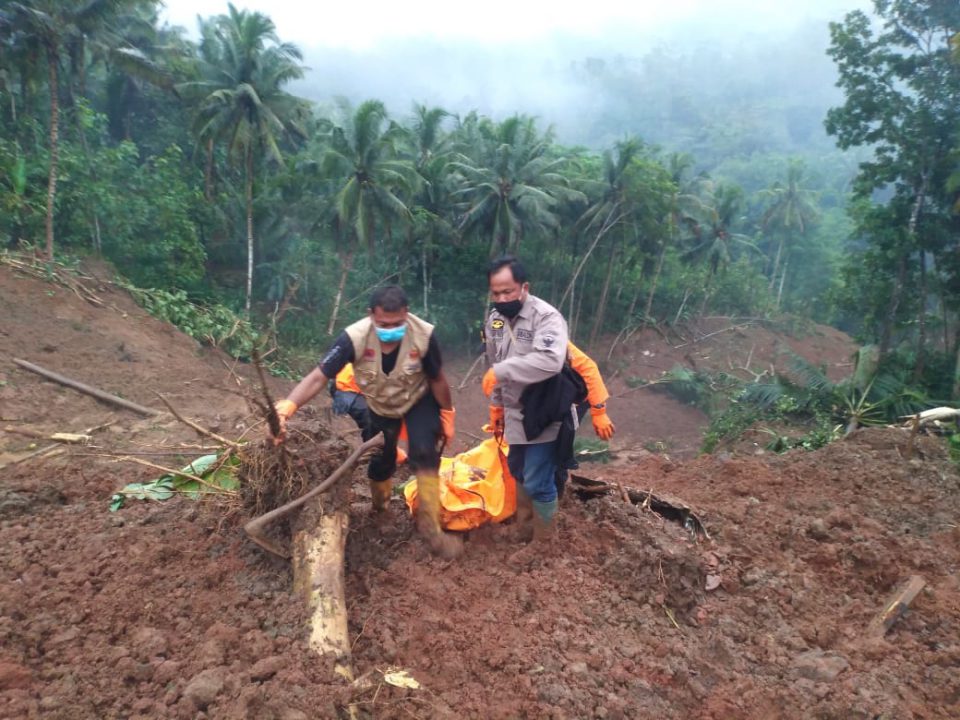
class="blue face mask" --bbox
[375,325,406,343]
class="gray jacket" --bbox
[485,294,569,444]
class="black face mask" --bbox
[494,298,523,319]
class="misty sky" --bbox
[159,0,873,147]
[160,0,869,50]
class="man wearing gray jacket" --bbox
[483,255,569,565]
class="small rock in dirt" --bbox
[131,627,168,660]
[742,567,765,586]
[205,622,241,646]
[824,509,853,530]
[537,682,572,705]
[807,519,831,542]
[39,695,62,711]
[154,660,182,685]
[0,661,33,690]
[278,709,309,720]
[46,628,79,647]
[183,667,227,709]
[117,657,154,683]
[793,649,849,682]
[249,655,286,681]
[198,639,226,666]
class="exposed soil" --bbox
[1,263,958,719]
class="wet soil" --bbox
[1,263,958,719]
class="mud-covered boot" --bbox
[511,487,534,542]
[416,473,464,559]
[370,479,393,512]
[509,499,557,567]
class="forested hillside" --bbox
[1,0,958,402]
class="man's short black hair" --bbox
[369,285,409,312]
[487,255,528,284]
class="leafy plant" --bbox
[573,437,611,464]
[122,283,258,358]
[110,453,240,511]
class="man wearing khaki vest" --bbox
[269,286,461,558]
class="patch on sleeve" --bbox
[491,319,504,330]
[536,332,557,350]
[363,348,376,359]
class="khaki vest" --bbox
[344,313,434,418]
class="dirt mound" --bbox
[2,264,958,719]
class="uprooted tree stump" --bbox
[234,412,374,682]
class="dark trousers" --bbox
[332,390,372,435]
[555,402,589,497]
[364,392,442,482]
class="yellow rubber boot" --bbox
[370,479,393,512]
[416,473,464,559]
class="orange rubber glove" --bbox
[396,447,408,465]
[590,406,615,441]
[440,408,456,444]
[481,368,498,397]
[272,399,298,445]
[484,404,504,435]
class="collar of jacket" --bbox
[513,294,534,321]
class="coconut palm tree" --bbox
[408,103,456,314]
[759,162,820,306]
[1,0,137,259]
[177,3,307,314]
[450,114,583,255]
[643,152,708,322]
[318,99,418,332]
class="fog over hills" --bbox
[162,1,872,152]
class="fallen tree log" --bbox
[292,497,354,681]
[12,358,159,416]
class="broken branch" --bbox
[154,393,241,449]
[13,358,160,416]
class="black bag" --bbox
[519,363,587,442]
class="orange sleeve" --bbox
[335,364,362,394]
[568,342,609,406]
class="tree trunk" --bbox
[952,334,960,400]
[776,258,788,309]
[245,144,254,316]
[421,242,428,314]
[769,234,785,292]
[292,496,354,681]
[886,171,927,357]
[559,205,622,309]
[913,250,927,383]
[879,252,908,356]
[204,138,215,201]
[69,81,103,257]
[327,252,354,335]
[626,282,643,323]
[574,274,586,342]
[673,287,691,326]
[644,241,667,324]
[44,45,60,261]
[589,243,617,349]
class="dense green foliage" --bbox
[0,0,958,417]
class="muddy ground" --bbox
[1,263,958,719]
